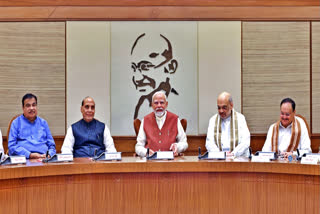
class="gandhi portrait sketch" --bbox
[131,33,179,119]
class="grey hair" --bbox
[81,96,93,106]
[228,96,233,104]
[152,91,167,103]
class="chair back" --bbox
[296,114,311,138]
[7,114,21,138]
[133,119,141,136]
[180,119,187,132]
[5,114,21,153]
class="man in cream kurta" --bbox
[262,98,311,156]
[135,91,188,157]
[206,92,250,157]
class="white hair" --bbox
[152,91,167,103]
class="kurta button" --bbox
[159,132,161,136]
[159,140,161,143]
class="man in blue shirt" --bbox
[8,93,56,159]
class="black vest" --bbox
[72,119,105,157]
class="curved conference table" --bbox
[0,156,319,214]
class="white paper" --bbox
[10,156,27,164]
[301,156,318,165]
[251,156,270,162]
[305,154,320,162]
[208,152,226,159]
[156,151,174,159]
[258,152,275,159]
[105,152,122,160]
[57,154,73,162]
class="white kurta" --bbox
[262,116,311,153]
[205,111,251,157]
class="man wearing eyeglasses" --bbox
[205,92,251,157]
[8,93,56,159]
[262,98,311,157]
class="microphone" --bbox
[248,147,252,159]
[147,148,150,158]
[42,150,50,163]
[92,149,100,161]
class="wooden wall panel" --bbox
[0,22,65,136]
[312,22,320,133]
[242,22,310,133]
[0,6,319,21]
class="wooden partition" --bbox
[0,22,66,136]
[0,0,319,21]
[242,22,310,133]
[312,22,320,133]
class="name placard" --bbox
[306,154,320,162]
[156,151,174,160]
[258,152,275,160]
[301,156,318,165]
[105,152,122,161]
[57,154,73,162]
[10,156,27,164]
[208,152,226,159]
[251,156,270,162]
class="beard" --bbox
[154,108,165,117]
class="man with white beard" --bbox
[135,91,188,157]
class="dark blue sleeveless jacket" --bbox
[72,119,105,157]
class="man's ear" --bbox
[164,59,178,74]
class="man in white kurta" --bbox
[262,98,311,156]
[205,92,250,157]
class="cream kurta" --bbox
[205,111,251,157]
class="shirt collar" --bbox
[280,121,292,129]
[82,118,95,126]
[22,114,38,123]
